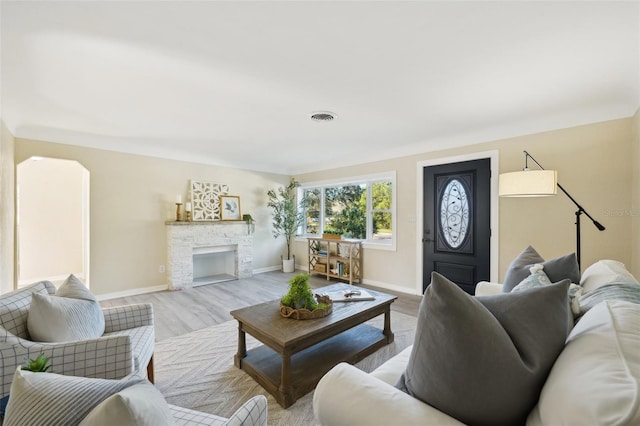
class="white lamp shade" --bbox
[499,170,558,197]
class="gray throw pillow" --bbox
[57,274,98,301]
[396,272,570,426]
[503,245,580,292]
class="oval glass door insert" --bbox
[440,178,469,248]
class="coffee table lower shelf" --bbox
[236,322,392,408]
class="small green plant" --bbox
[281,273,319,311]
[23,354,51,372]
[323,230,343,235]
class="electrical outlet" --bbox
[159,265,165,273]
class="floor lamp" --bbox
[499,150,605,268]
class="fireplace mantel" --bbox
[166,221,253,290]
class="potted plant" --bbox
[267,178,305,273]
[323,230,343,240]
[242,213,255,235]
[22,353,51,372]
[279,273,332,319]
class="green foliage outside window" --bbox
[325,184,366,238]
[303,188,321,235]
[301,178,393,242]
[372,181,392,240]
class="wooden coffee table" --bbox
[230,283,397,408]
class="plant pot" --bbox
[282,256,295,273]
[279,294,333,320]
[323,233,342,240]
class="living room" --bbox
[2,1,640,298]
[1,1,639,425]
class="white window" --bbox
[298,172,396,249]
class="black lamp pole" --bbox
[523,151,606,268]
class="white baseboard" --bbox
[253,265,282,274]
[96,284,168,301]
[97,267,279,300]
[97,268,422,301]
[360,278,423,296]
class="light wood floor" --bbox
[100,271,422,341]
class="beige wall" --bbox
[0,121,15,294]
[15,139,290,297]
[5,117,635,297]
[295,118,634,294]
[632,108,640,278]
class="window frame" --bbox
[296,171,396,251]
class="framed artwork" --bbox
[190,180,230,221]
[220,195,241,221]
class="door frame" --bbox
[416,150,499,294]
[16,157,90,289]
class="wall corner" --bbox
[0,120,16,294]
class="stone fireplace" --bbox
[166,221,253,290]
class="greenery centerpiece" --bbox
[279,273,332,320]
[267,178,306,272]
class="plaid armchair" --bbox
[0,281,155,401]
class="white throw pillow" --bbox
[80,381,175,426]
[580,260,639,293]
[512,264,553,291]
[4,369,141,426]
[27,275,105,342]
[527,300,640,425]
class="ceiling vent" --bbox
[310,111,337,122]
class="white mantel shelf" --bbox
[166,221,253,290]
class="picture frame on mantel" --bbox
[190,180,229,221]
[220,195,241,221]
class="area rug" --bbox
[154,311,417,426]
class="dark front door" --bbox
[423,158,491,294]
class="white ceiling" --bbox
[1,1,638,174]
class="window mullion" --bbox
[320,186,326,235]
[366,182,372,241]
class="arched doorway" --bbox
[16,157,90,288]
